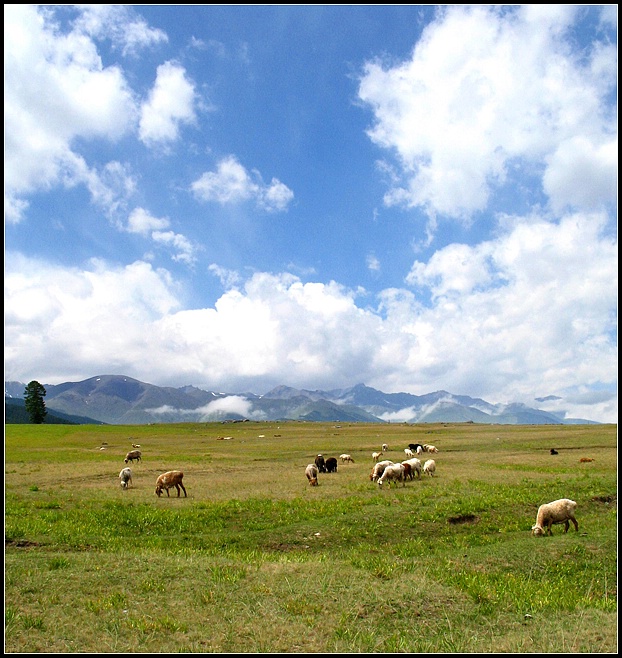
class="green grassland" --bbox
[4,421,617,653]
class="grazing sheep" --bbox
[370,460,393,482]
[402,457,423,480]
[372,451,382,462]
[401,462,413,481]
[124,449,142,464]
[119,467,133,489]
[339,454,355,463]
[423,459,436,477]
[423,444,439,453]
[325,457,338,473]
[531,499,578,536]
[579,457,594,463]
[404,448,414,458]
[132,443,141,449]
[305,463,319,486]
[155,470,187,497]
[315,454,327,473]
[408,443,423,453]
[378,463,406,488]
[382,443,389,453]
[416,446,423,455]
[550,448,559,455]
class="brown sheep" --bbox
[124,449,142,464]
[155,470,187,497]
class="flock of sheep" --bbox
[305,442,580,537]
[115,438,580,537]
[117,447,187,498]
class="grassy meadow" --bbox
[4,421,617,653]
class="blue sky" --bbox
[5,5,618,423]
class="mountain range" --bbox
[5,375,599,425]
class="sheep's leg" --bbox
[563,520,570,533]
[570,517,579,532]
[166,488,170,497]
[180,482,187,497]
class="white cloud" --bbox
[4,5,138,222]
[139,61,197,146]
[4,202,617,423]
[191,156,294,212]
[358,5,617,222]
[127,208,170,235]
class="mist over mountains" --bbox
[5,375,600,425]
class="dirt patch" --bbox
[447,514,478,525]
[591,495,616,505]
[5,538,41,548]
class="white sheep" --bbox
[531,499,579,536]
[382,443,389,453]
[372,451,382,462]
[378,463,406,488]
[119,467,133,489]
[404,448,414,458]
[422,459,436,477]
[155,470,187,497]
[305,463,319,486]
[416,446,423,455]
[423,444,439,453]
[370,460,393,482]
[402,457,422,480]
[339,454,355,463]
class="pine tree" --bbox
[24,380,47,424]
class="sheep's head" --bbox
[121,481,128,489]
[309,478,318,486]
[531,524,544,537]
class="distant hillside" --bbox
[4,397,106,425]
[4,375,600,425]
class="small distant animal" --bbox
[339,454,354,463]
[579,457,594,463]
[132,443,141,449]
[381,444,389,452]
[315,454,327,473]
[325,457,338,473]
[423,459,436,477]
[124,449,141,464]
[305,463,319,486]
[372,451,382,462]
[119,467,132,489]
[550,449,559,455]
[155,470,187,497]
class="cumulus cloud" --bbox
[191,156,294,212]
[358,5,617,224]
[139,61,197,146]
[4,203,617,422]
[4,5,139,223]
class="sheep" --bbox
[416,446,423,455]
[408,443,423,453]
[423,444,439,453]
[422,459,436,477]
[404,448,414,458]
[305,463,319,486]
[401,462,413,481]
[378,463,406,488]
[325,457,338,473]
[531,499,578,536]
[155,470,187,497]
[124,449,142,464]
[372,451,382,462]
[315,454,327,473]
[550,448,559,455]
[370,460,393,482]
[339,454,354,463]
[382,443,389,453]
[132,443,141,449]
[402,457,422,480]
[119,467,133,489]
